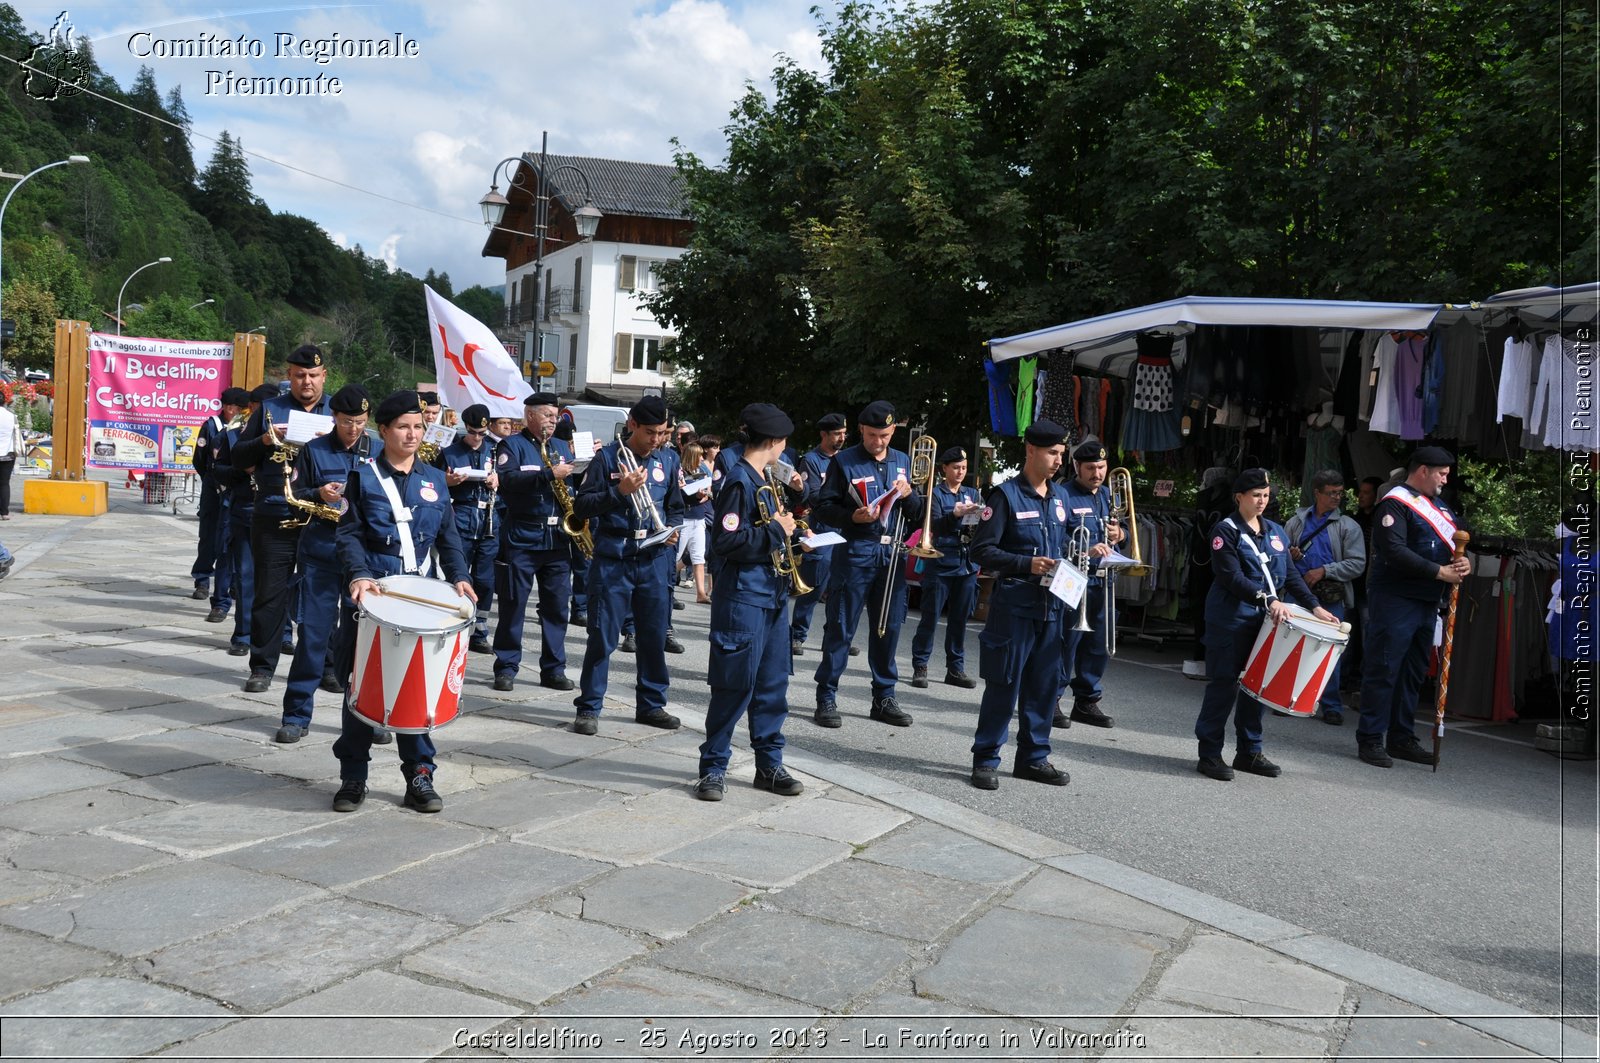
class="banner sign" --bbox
[86,333,231,472]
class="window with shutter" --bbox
[510,280,519,321]
[618,255,637,290]
[521,276,536,319]
[614,333,633,373]
[659,337,676,377]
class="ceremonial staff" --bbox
[1433,529,1471,772]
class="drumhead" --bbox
[1281,603,1349,645]
[362,574,471,635]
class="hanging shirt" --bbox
[1496,335,1537,424]
[1015,356,1038,435]
[984,358,1019,436]
[1392,334,1428,440]
[1529,335,1600,452]
[1367,334,1401,435]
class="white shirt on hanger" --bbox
[1528,335,1600,452]
[1496,335,1537,424]
[1367,333,1401,435]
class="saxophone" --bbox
[542,434,594,559]
[279,433,364,529]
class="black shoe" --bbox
[791,641,804,656]
[332,779,367,812]
[541,673,576,691]
[848,645,860,657]
[469,636,493,654]
[971,766,1000,790]
[1196,756,1235,781]
[620,635,637,653]
[573,714,599,735]
[244,672,271,693]
[205,606,229,623]
[320,673,345,694]
[371,727,393,745]
[695,773,726,801]
[814,697,842,728]
[1052,700,1071,728]
[1387,739,1433,765]
[753,766,804,796]
[403,768,444,813]
[1322,710,1344,726]
[1358,744,1394,768]
[1071,700,1115,728]
[191,584,208,600]
[280,639,294,655]
[228,643,249,657]
[664,635,686,654]
[1232,751,1282,777]
[637,709,681,730]
[1013,760,1069,785]
[945,669,977,689]
[672,598,686,611]
[571,612,588,627]
[492,673,514,691]
[910,666,929,689]
[274,723,307,744]
[869,697,913,727]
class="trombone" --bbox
[1105,467,1143,656]
[876,434,938,638]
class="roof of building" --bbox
[530,154,688,221]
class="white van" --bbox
[563,403,630,447]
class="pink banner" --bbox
[86,332,232,472]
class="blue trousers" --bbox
[789,548,835,646]
[972,610,1063,769]
[813,559,907,702]
[577,549,673,717]
[570,550,590,615]
[281,560,351,728]
[462,534,497,639]
[1358,593,1436,745]
[249,518,303,675]
[700,594,790,776]
[1195,611,1267,759]
[333,702,434,781]
[209,502,234,612]
[492,545,571,680]
[1059,582,1109,702]
[911,568,977,673]
[191,479,223,586]
[227,513,255,651]
[1317,600,1347,714]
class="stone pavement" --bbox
[0,491,1594,1061]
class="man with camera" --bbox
[1285,469,1367,725]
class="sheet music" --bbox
[642,526,676,550]
[570,431,596,460]
[423,423,455,450]
[285,410,333,445]
[682,475,712,495]
[802,531,845,548]
[456,467,489,481]
[1049,559,1088,608]
[1098,549,1141,568]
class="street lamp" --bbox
[188,298,214,311]
[117,257,172,335]
[0,154,89,365]
[480,132,602,382]
[248,325,267,334]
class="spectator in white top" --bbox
[0,400,21,519]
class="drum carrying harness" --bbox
[1224,517,1278,604]
[369,460,433,577]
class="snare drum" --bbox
[1239,604,1350,717]
[350,574,472,734]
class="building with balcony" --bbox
[481,154,690,405]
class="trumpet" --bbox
[756,468,812,597]
[1106,467,1142,656]
[542,436,593,559]
[616,434,668,535]
[1065,524,1095,632]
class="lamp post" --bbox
[248,325,267,334]
[480,131,601,383]
[188,298,214,311]
[0,154,89,366]
[117,257,172,335]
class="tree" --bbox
[122,292,228,341]
[162,86,197,190]
[1,276,58,370]
[453,285,502,328]
[194,131,267,243]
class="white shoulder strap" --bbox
[369,461,430,576]
[1224,517,1278,600]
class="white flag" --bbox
[424,285,530,418]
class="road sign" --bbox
[538,360,557,378]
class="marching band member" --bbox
[331,390,475,814]
[212,384,280,657]
[276,385,375,744]
[696,403,805,800]
[811,400,925,729]
[555,414,593,627]
[1194,468,1334,781]
[419,391,442,427]
[572,396,685,734]
[491,393,576,692]
[789,413,847,656]
[968,419,1074,789]
[441,404,501,654]
[1055,439,1121,728]
[910,446,982,689]
[191,386,248,618]
[231,345,332,693]
[1357,447,1469,768]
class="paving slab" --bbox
[523,788,755,864]
[655,909,912,1010]
[405,911,646,1007]
[876,788,1082,861]
[105,700,258,730]
[575,864,751,938]
[456,721,625,770]
[0,756,131,804]
[1002,867,1190,941]
[0,926,116,1002]
[441,775,622,832]
[0,785,174,834]
[536,741,696,794]
[913,908,1168,1033]
[800,991,1067,1059]
[855,820,1036,885]
[767,856,999,942]
[54,729,264,777]
[0,861,318,956]
[1151,933,1348,1033]
[659,825,851,888]
[1338,990,1539,1059]
[217,813,487,888]
[152,970,516,1060]
[112,762,292,804]
[1105,1000,1331,1059]
[0,976,234,1059]
[97,781,330,856]
[150,897,457,1010]
[753,794,911,844]
[347,839,609,923]
[6,832,167,881]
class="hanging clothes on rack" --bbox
[1528,335,1600,452]
[1014,356,1039,436]
[1123,333,1184,452]
[983,358,1018,436]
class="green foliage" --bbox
[453,285,502,328]
[1,275,57,368]
[122,292,229,342]
[1456,453,1563,540]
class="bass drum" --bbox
[350,574,472,734]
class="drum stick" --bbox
[1433,530,1471,773]
[377,587,473,621]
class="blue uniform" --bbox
[910,480,981,675]
[189,413,230,607]
[1058,477,1114,705]
[280,430,373,730]
[969,477,1071,770]
[1358,485,1460,746]
[573,440,686,719]
[700,458,794,776]
[332,454,470,783]
[811,443,925,707]
[491,430,576,683]
[441,435,500,641]
[789,445,839,649]
[1196,513,1318,759]
[212,421,255,653]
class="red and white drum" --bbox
[350,574,472,734]
[1239,604,1351,717]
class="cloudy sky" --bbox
[13,1,828,289]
